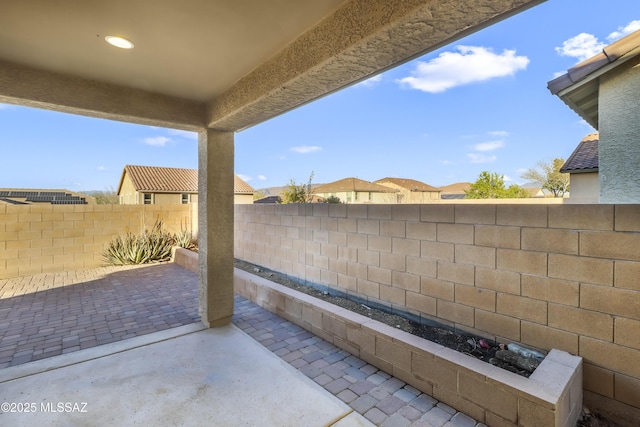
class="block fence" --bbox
[172,247,582,427]
[0,203,196,279]
[234,203,640,426]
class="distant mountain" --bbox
[255,186,287,197]
[256,184,325,197]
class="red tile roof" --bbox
[119,165,254,194]
[313,177,397,194]
[374,177,440,192]
[233,175,256,194]
[438,182,471,193]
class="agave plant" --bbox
[174,225,197,251]
[103,219,177,265]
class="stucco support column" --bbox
[599,58,640,203]
[198,129,234,327]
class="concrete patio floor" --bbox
[0,322,371,427]
[0,263,485,426]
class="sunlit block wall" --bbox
[235,203,640,425]
[0,203,196,278]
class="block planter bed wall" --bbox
[234,268,582,427]
[172,248,582,426]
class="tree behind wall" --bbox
[521,158,570,197]
[465,171,529,199]
[94,187,119,204]
[282,171,314,203]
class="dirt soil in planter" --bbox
[232,257,620,425]
[235,259,536,378]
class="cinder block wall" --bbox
[235,203,640,425]
[0,203,195,279]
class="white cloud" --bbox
[556,21,640,64]
[257,175,267,181]
[607,20,640,42]
[488,130,509,137]
[474,140,505,152]
[238,174,252,182]
[503,175,514,182]
[168,129,197,140]
[356,74,382,87]
[143,136,171,147]
[440,160,452,165]
[97,166,108,171]
[555,33,605,62]
[467,153,497,164]
[397,46,529,93]
[290,145,322,154]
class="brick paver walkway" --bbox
[1,264,483,426]
[233,296,485,427]
[0,263,199,368]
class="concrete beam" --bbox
[207,0,545,131]
[198,129,235,327]
[0,60,205,130]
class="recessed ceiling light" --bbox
[105,36,134,49]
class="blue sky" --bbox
[1,1,639,192]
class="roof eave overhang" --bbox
[549,44,640,130]
[561,168,598,174]
[138,190,198,194]
[0,1,547,133]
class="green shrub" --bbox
[102,219,191,265]
[324,195,342,204]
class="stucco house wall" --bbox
[153,193,195,205]
[316,191,397,204]
[118,174,140,204]
[117,165,250,205]
[549,30,640,205]
[567,173,599,204]
[234,194,254,205]
[118,171,198,205]
[377,182,440,202]
[599,57,640,203]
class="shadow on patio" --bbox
[0,263,484,426]
[0,263,199,368]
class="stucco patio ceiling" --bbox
[0,0,544,132]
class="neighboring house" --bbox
[520,182,549,198]
[438,182,471,199]
[560,133,599,203]
[374,177,440,202]
[0,189,90,205]
[524,188,546,198]
[548,29,640,203]
[117,165,255,205]
[313,177,397,204]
